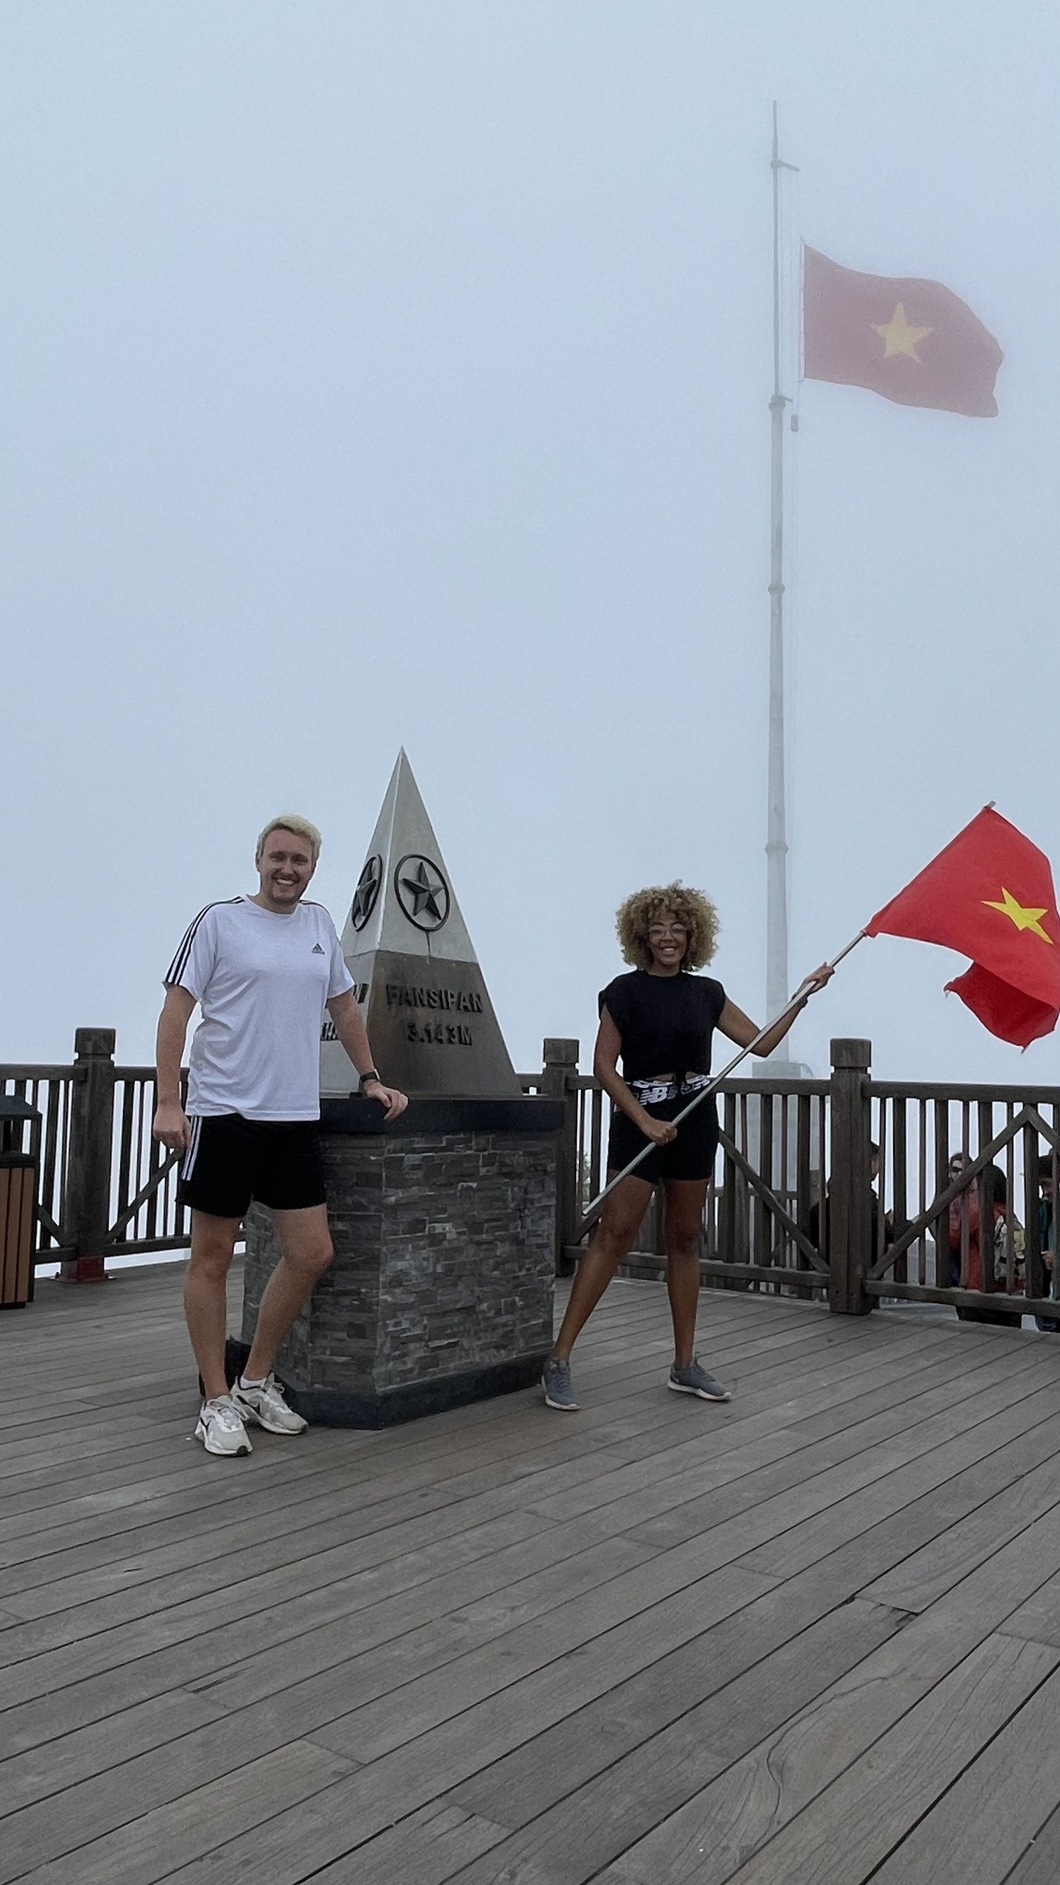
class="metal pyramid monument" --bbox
[320,750,520,1097]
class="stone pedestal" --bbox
[241,1095,562,1426]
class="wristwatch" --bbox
[359,1070,383,1092]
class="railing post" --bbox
[542,1038,580,1276]
[828,1037,874,1316]
[60,1028,116,1284]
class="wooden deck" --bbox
[3,1269,1060,1884]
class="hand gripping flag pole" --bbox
[581,930,867,1225]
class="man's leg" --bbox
[244,1204,333,1381]
[184,1210,242,1401]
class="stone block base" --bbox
[241,1096,561,1427]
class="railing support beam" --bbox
[60,1029,116,1284]
[542,1038,580,1276]
[828,1037,874,1315]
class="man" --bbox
[153,816,407,1456]
[806,1143,885,1259]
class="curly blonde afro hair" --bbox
[615,882,720,972]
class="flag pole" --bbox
[580,929,866,1224]
[766,103,798,1045]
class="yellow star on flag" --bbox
[982,887,1054,944]
[872,303,934,361]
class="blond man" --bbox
[153,817,406,1456]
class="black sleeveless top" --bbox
[598,970,727,1082]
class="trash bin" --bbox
[0,1097,41,1308]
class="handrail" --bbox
[0,1065,75,1081]
[869,1079,1060,1103]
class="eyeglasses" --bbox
[648,924,688,940]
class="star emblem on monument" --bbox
[349,854,383,931]
[871,303,933,362]
[395,854,451,932]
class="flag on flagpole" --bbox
[865,809,1060,1046]
[804,247,1003,418]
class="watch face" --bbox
[394,855,451,933]
[350,855,383,931]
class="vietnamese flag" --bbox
[865,809,1060,1046]
[804,247,1002,418]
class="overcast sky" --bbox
[3,1,1057,1084]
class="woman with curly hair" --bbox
[541,883,833,1411]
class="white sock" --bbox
[239,1373,267,1390]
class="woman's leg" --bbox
[551,1174,654,1360]
[662,1179,711,1368]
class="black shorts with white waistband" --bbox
[607,1093,719,1185]
[178,1114,327,1219]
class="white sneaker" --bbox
[231,1373,308,1435]
[195,1396,253,1457]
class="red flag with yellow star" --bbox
[865,809,1060,1046]
[804,247,1002,418]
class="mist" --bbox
[2,2,1056,1085]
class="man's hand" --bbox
[362,1080,408,1122]
[153,1100,191,1152]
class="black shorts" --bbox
[607,1094,719,1185]
[179,1115,327,1219]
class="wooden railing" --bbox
[5,1029,1059,1321]
[1,1030,190,1278]
[865,1079,1060,1319]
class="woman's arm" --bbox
[717,962,834,1060]
[593,1007,677,1147]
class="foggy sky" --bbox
[3,2,1057,1085]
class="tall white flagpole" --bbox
[766,103,798,1043]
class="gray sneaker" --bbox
[669,1358,731,1402]
[542,1355,579,1411]
[231,1372,308,1435]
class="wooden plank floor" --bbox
[3,1267,1060,1884]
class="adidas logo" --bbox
[311,943,325,954]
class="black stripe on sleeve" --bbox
[164,898,241,987]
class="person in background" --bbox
[1035,1155,1059,1333]
[944,1157,1019,1326]
[806,1143,883,1259]
[943,1151,981,1289]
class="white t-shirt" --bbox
[165,896,355,1120]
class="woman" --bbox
[946,1157,1020,1325]
[943,1151,988,1292]
[541,883,833,1411]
